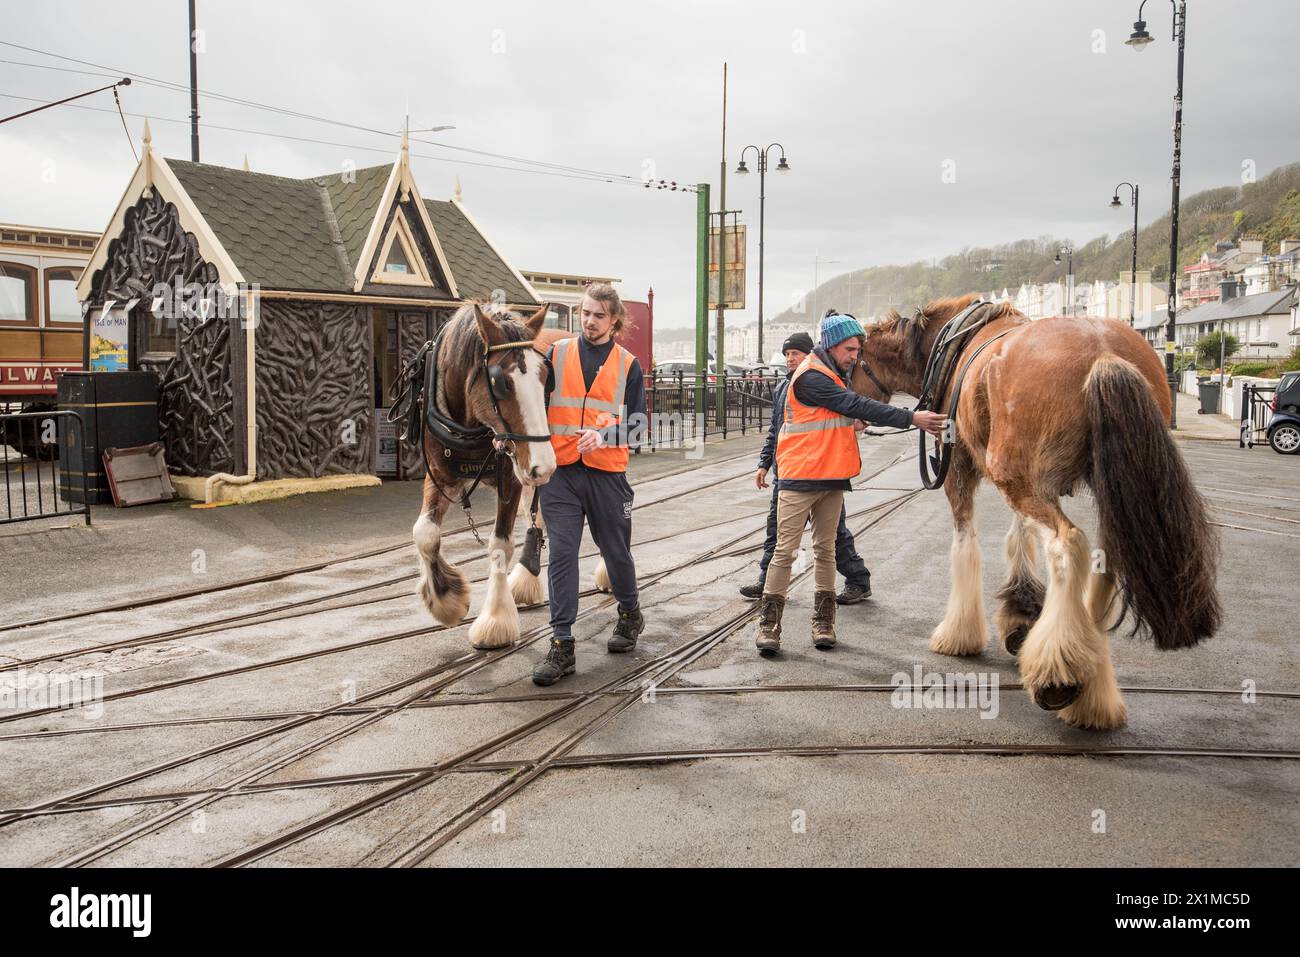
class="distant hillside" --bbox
[771,161,1300,323]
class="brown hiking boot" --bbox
[812,590,837,650]
[755,594,785,656]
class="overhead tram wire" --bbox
[0,92,668,190]
[0,75,130,125]
[0,43,696,192]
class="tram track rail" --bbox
[8,461,1286,868]
[7,677,1293,745]
[0,446,768,636]
[0,497,776,678]
[5,488,915,863]
[211,505,912,869]
[0,445,915,693]
[9,676,1296,820]
[1,443,924,863]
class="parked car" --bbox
[1266,371,1300,455]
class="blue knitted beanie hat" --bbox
[819,313,866,350]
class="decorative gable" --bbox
[371,206,434,287]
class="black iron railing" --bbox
[1,409,91,526]
[1239,383,1276,449]
[640,373,781,452]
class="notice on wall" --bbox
[374,409,398,476]
[90,305,129,371]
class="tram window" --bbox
[0,262,37,326]
[45,267,83,324]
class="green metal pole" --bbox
[695,183,710,420]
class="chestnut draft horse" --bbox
[853,295,1220,730]
[400,302,571,650]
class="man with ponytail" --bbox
[533,283,647,686]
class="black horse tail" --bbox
[1084,356,1221,650]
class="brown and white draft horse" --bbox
[410,302,570,650]
[853,294,1221,730]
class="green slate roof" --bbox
[170,159,350,291]
[318,163,392,275]
[164,158,536,303]
[424,199,534,304]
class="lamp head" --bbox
[1126,20,1154,50]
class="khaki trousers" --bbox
[763,489,845,598]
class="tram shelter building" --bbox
[75,124,539,501]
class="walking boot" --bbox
[532,638,576,686]
[812,590,838,650]
[739,582,764,600]
[836,581,871,605]
[755,594,785,657]
[607,606,645,653]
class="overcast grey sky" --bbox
[2,1,1296,330]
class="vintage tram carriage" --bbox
[0,223,97,456]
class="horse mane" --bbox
[872,293,1022,372]
[437,301,537,423]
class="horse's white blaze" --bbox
[1018,527,1104,696]
[468,534,520,649]
[929,526,990,656]
[511,351,555,484]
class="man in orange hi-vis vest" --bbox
[756,313,947,657]
[532,283,647,687]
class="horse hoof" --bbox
[1034,684,1083,711]
[1004,625,1028,656]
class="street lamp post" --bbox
[736,143,790,364]
[1127,0,1187,427]
[1111,182,1140,325]
[1054,243,1074,316]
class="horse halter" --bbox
[856,356,890,399]
[479,339,553,445]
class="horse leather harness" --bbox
[913,299,1019,491]
[388,321,551,549]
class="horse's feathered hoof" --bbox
[1003,625,1028,657]
[1033,683,1083,711]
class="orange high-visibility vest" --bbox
[547,337,636,472]
[775,354,860,481]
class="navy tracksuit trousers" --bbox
[539,462,639,640]
[756,485,871,590]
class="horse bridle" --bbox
[856,355,890,400]
[479,339,553,446]
[388,321,553,542]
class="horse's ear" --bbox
[524,302,548,336]
[473,304,505,348]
